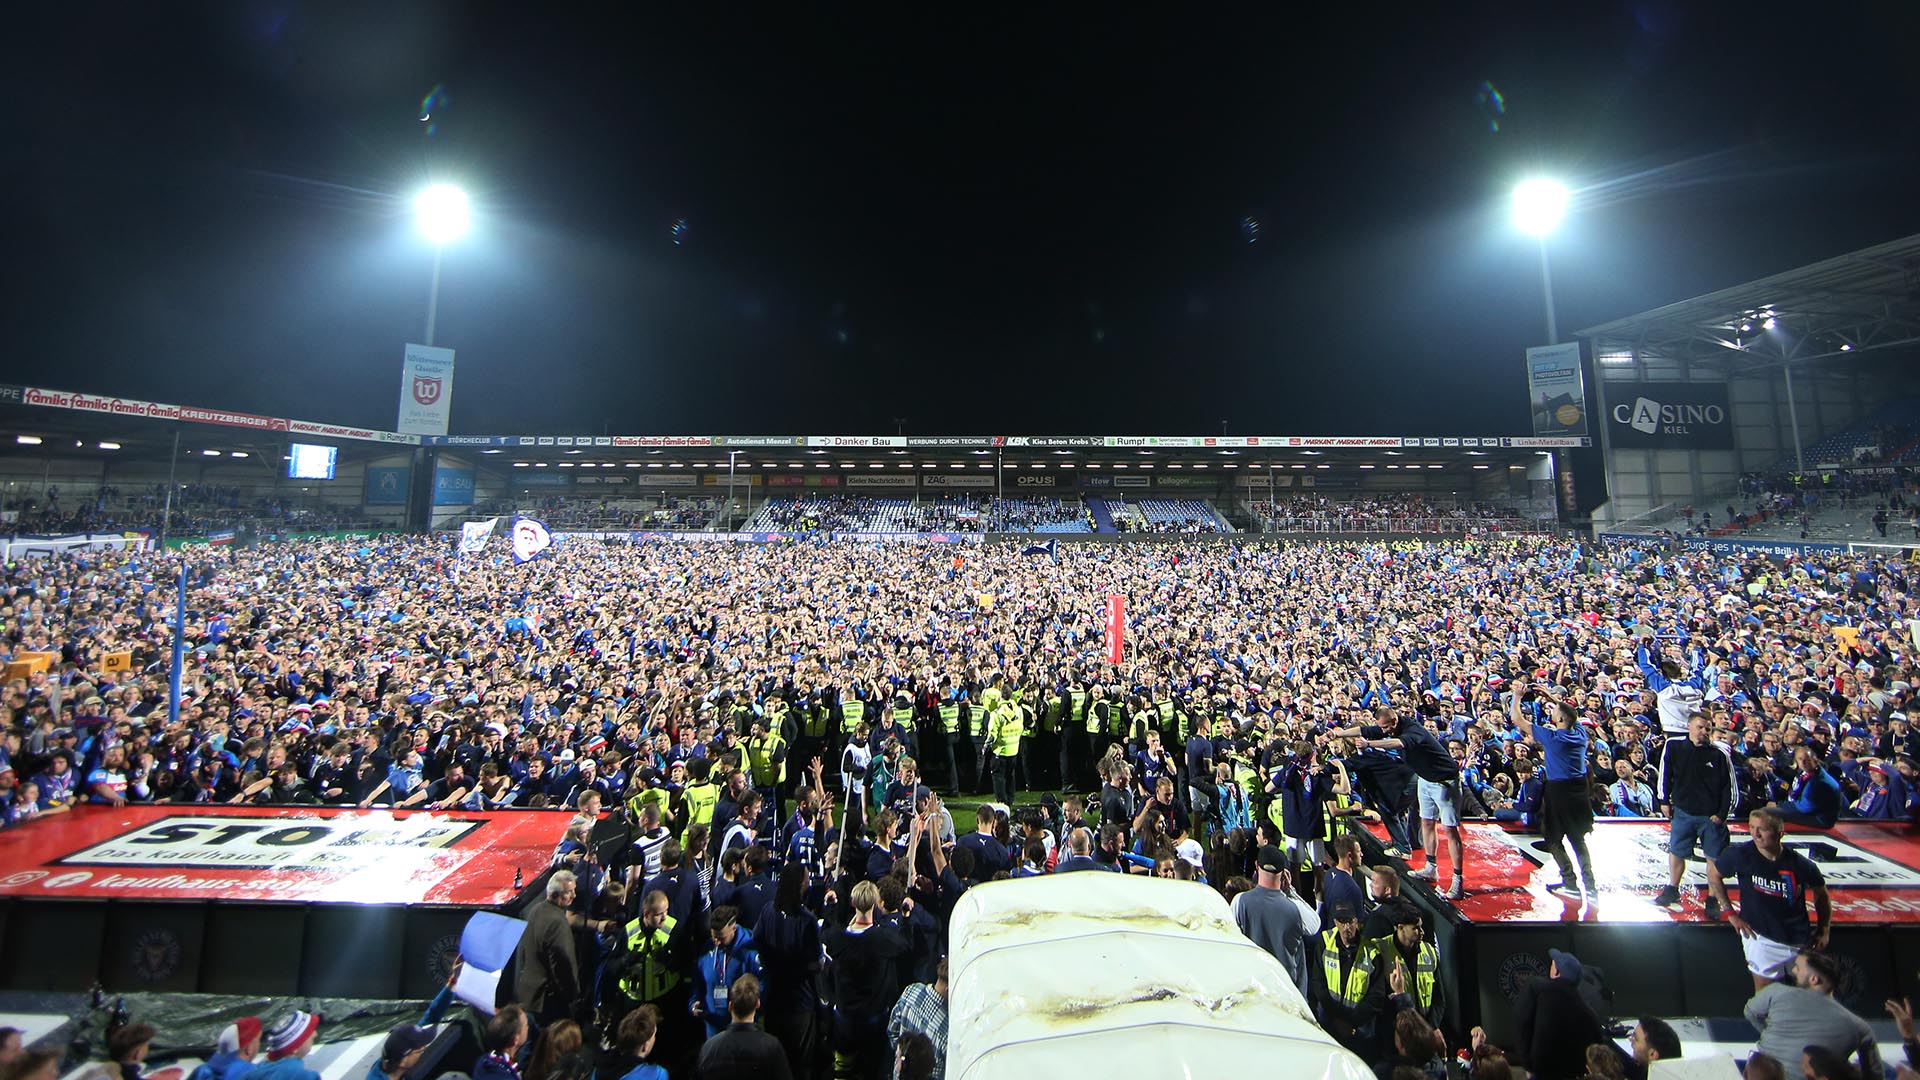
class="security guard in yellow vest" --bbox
[1311,903,1377,1056]
[680,758,721,848]
[936,693,966,796]
[615,890,691,1024]
[1367,904,1443,1034]
[974,675,1005,796]
[838,693,867,736]
[1085,686,1112,781]
[745,715,788,823]
[986,696,1024,805]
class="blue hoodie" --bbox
[1789,766,1843,828]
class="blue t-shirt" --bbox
[1714,840,1826,945]
[1530,718,1589,783]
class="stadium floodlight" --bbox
[1511,178,1569,237]
[414,183,471,246]
[98,442,120,450]
[16,435,41,445]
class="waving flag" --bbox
[461,517,500,555]
[512,517,553,564]
[1020,538,1059,562]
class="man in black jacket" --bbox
[516,870,581,1026]
[695,973,793,1080]
[1656,714,1737,911]
[1512,949,1610,1080]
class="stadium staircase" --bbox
[1087,499,1120,534]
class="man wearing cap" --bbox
[366,1024,434,1080]
[240,1011,321,1080]
[1362,904,1444,1037]
[1505,948,1605,1080]
[1311,902,1378,1057]
[188,1017,261,1080]
[1232,844,1319,990]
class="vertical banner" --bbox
[1525,342,1587,437]
[398,344,456,436]
[1106,594,1126,665]
[432,465,476,506]
[365,466,411,505]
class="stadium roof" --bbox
[1574,232,1920,375]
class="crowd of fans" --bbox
[3,484,374,537]
[1250,494,1534,534]
[484,496,722,532]
[2,531,1920,1079]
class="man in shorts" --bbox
[1656,713,1737,910]
[1345,707,1466,900]
[1706,806,1831,990]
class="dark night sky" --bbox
[4,4,1918,437]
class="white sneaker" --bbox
[1443,878,1465,900]
[1408,865,1438,882]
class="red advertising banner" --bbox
[0,805,570,906]
[1106,594,1125,664]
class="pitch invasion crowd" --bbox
[1,532,1918,1080]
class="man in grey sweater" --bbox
[1231,844,1322,989]
[1747,949,1881,1077]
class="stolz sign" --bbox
[56,814,483,872]
[1605,382,1734,449]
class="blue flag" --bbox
[511,516,553,564]
[1020,539,1059,563]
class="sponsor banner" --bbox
[0,805,567,906]
[1278,436,1406,448]
[1527,341,1589,437]
[1081,474,1114,488]
[1106,436,1206,448]
[24,387,183,421]
[1602,533,1852,558]
[512,474,571,487]
[0,384,22,405]
[1113,475,1150,488]
[431,465,475,506]
[610,435,712,447]
[574,475,633,485]
[630,473,698,487]
[397,344,456,436]
[288,420,410,444]
[830,532,984,543]
[922,475,995,489]
[717,435,804,447]
[1605,381,1735,449]
[808,474,841,488]
[1153,475,1218,488]
[365,466,411,505]
[422,435,510,447]
[1505,436,1590,448]
[702,473,761,486]
[806,435,907,448]
[767,474,807,487]
[1005,436,1103,448]
[904,436,1003,448]
[1014,474,1057,488]
[846,474,917,488]
[0,532,153,560]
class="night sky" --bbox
[5,4,1918,437]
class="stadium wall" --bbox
[1593,358,1869,527]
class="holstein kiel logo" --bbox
[412,376,444,406]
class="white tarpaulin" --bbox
[947,873,1374,1080]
